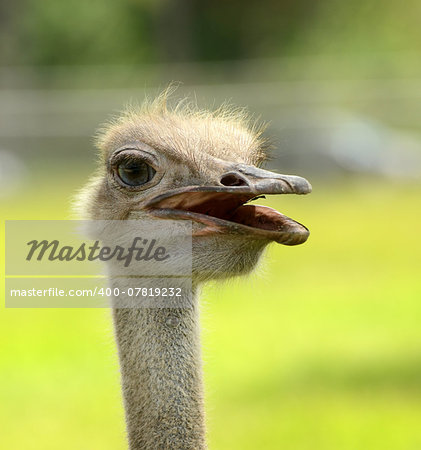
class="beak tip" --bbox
[286,175,312,195]
[302,180,312,194]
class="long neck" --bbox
[112,283,206,449]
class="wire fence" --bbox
[1,56,421,179]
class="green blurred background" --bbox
[1,1,421,449]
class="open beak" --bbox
[145,164,312,246]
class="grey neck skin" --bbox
[112,283,206,450]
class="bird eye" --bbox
[116,160,156,187]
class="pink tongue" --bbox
[229,205,300,232]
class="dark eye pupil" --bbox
[117,161,155,186]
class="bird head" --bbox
[77,92,311,282]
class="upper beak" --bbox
[146,164,312,209]
[221,163,312,195]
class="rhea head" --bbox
[77,92,311,282]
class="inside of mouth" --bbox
[150,191,301,232]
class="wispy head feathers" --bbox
[95,86,270,166]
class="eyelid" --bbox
[110,148,158,168]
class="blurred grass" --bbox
[1,168,421,449]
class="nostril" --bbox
[220,173,248,187]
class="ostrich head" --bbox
[78,92,311,282]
